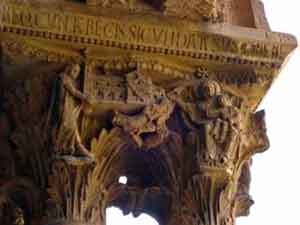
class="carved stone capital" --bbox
[0,1,296,225]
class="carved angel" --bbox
[55,64,94,159]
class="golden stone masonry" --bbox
[0,2,293,65]
[0,1,297,225]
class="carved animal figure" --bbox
[113,72,175,149]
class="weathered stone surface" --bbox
[0,1,297,225]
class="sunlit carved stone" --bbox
[0,0,297,225]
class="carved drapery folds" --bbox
[166,78,269,225]
[43,61,179,224]
[44,61,269,225]
[0,56,278,225]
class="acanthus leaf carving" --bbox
[165,76,269,225]
[0,20,279,225]
[44,58,271,225]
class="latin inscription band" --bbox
[0,3,284,61]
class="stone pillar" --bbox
[0,1,297,225]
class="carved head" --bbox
[197,79,221,99]
[65,64,81,79]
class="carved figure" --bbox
[169,78,243,164]
[113,98,174,148]
[0,0,293,224]
[55,64,93,158]
[168,79,221,128]
[113,72,175,149]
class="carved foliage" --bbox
[167,77,269,225]
[0,50,271,225]
[0,64,54,224]
[47,128,129,224]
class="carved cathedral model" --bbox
[0,1,297,225]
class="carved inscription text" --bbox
[0,3,284,60]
